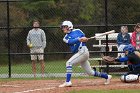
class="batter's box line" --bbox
[1,84,22,88]
[13,87,56,93]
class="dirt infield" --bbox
[0,78,140,93]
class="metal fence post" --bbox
[105,0,109,74]
[7,1,11,78]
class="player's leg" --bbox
[80,60,112,84]
[80,46,109,80]
[128,64,134,71]
[127,67,140,75]
[59,48,87,87]
[38,48,45,78]
[30,48,37,78]
[59,54,79,87]
[32,60,36,78]
[39,60,45,78]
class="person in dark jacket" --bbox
[117,26,131,58]
[117,26,131,65]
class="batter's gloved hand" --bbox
[102,56,115,63]
[79,37,88,42]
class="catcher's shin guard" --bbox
[120,74,139,83]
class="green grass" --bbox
[68,89,140,93]
[0,60,86,74]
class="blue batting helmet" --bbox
[123,44,135,54]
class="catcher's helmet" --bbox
[123,44,135,53]
[61,21,73,30]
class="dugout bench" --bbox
[89,57,128,74]
[92,33,119,51]
[92,32,132,51]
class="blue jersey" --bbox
[63,29,86,53]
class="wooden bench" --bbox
[89,57,128,73]
[93,32,132,51]
[93,33,118,51]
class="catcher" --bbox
[102,44,140,82]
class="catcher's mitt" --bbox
[102,56,115,62]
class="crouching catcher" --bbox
[102,44,140,83]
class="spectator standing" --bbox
[26,20,46,78]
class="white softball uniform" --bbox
[62,28,109,84]
[66,46,94,75]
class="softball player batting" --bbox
[59,20,112,87]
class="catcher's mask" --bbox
[123,44,135,54]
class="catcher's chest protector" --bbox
[120,74,139,83]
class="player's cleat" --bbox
[59,81,72,87]
[104,75,112,85]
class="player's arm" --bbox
[67,37,88,44]
[115,56,128,62]
[41,30,46,48]
[26,32,32,47]
[117,34,123,45]
[63,35,79,44]
[64,31,88,44]
[68,38,80,44]
[79,37,88,42]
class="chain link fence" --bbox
[0,0,139,78]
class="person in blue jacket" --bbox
[117,26,131,65]
[117,26,131,58]
[59,20,112,87]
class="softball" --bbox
[28,44,32,48]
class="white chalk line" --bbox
[45,82,60,87]
[13,87,56,93]
[1,84,21,88]
[115,83,140,87]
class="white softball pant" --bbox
[66,46,94,75]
